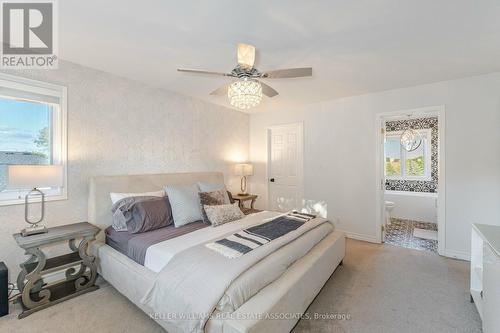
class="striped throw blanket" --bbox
[206,211,316,258]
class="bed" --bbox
[88,171,345,333]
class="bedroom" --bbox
[0,1,499,333]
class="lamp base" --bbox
[21,225,48,237]
[238,192,249,196]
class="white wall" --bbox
[250,72,500,258]
[385,191,437,223]
[0,61,249,279]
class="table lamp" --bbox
[8,165,63,236]
[234,163,253,195]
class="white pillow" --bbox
[109,190,165,204]
[165,184,203,227]
[204,203,245,227]
[198,182,230,204]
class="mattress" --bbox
[106,211,284,271]
[145,211,276,272]
[105,221,208,265]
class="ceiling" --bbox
[59,0,500,112]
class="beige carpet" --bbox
[0,239,481,333]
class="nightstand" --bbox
[12,222,100,318]
[232,194,262,215]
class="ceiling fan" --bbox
[177,43,312,110]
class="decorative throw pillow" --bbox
[199,189,228,223]
[204,203,245,227]
[198,182,230,204]
[110,190,165,204]
[165,184,203,227]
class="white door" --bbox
[267,123,304,212]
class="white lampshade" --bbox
[8,165,64,188]
[234,163,254,176]
[237,43,255,69]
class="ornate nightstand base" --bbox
[13,222,100,319]
[18,285,99,319]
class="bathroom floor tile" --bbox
[413,228,438,241]
[385,218,438,253]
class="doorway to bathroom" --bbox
[375,106,446,255]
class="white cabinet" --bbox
[470,224,500,333]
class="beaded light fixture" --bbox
[400,117,422,152]
[227,78,263,110]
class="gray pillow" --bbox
[128,197,173,233]
[204,203,245,227]
[198,182,230,204]
[111,196,157,231]
[165,184,203,227]
[111,196,173,233]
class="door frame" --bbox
[267,122,304,211]
[375,105,446,255]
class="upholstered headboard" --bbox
[88,171,224,241]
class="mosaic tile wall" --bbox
[385,117,438,193]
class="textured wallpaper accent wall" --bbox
[385,117,438,193]
[0,61,249,279]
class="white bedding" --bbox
[144,211,334,315]
[145,211,275,272]
[142,214,334,333]
[216,221,333,312]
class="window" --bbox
[0,74,67,205]
[385,136,402,177]
[384,129,431,180]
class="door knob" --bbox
[270,178,275,182]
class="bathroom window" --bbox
[385,137,402,177]
[385,129,431,180]
[0,74,67,205]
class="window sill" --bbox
[0,193,68,207]
[385,190,437,197]
[386,177,433,182]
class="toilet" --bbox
[385,201,395,227]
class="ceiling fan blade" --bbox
[258,80,279,98]
[209,83,230,96]
[177,68,231,76]
[237,43,255,69]
[261,67,312,79]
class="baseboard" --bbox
[338,228,470,260]
[443,249,470,261]
[339,230,380,244]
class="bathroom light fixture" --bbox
[400,124,422,152]
[227,78,263,110]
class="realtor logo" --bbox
[1,0,58,68]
